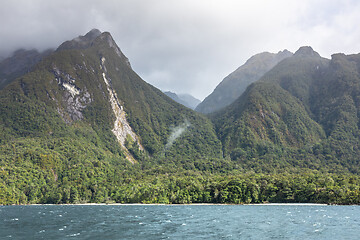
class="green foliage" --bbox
[212,50,360,174]
[92,41,223,159]
[196,50,293,114]
[2,34,360,205]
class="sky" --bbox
[1,0,360,100]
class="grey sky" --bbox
[1,0,360,100]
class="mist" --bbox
[1,0,360,100]
[165,119,191,150]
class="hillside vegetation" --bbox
[212,47,360,174]
[1,31,360,205]
[196,50,292,113]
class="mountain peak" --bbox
[277,49,293,59]
[96,32,132,68]
[294,46,320,57]
[195,50,292,114]
[164,91,200,109]
[84,28,102,39]
[56,29,102,51]
[56,29,131,69]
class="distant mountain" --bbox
[178,93,201,109]
[164,91,201,109]
[0,48,53,89]
[196,50,293,113]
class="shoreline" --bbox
[2,203,335,206]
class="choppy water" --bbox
[1,204,359,239]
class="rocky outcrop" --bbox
[52,66,92,123]
[100,57,143,163]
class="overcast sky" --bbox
[1,0,360,100]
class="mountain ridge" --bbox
[163,91,201,109]
[211,47,360,173]
[0,48,53,89]
[1,29,222,163]
[196,50,293,114]
[2,29,360,205]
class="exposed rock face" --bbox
[100,57,143,162]
[52,66,92,123]
[0,28,225,171]
[294,46,320,57]
[99,32,132,69]
[56,29,102,51]
[44,30,142,162]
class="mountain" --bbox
[196,50,293,114]
[212,46,360,173]
[0,48,53,89]
[0,29,223,162]
[178,93,201,109]
[0,29,224,204]
[2,29,360,205]
[164,91,201,109]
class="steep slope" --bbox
[310,52,360,172]
[1,29,222,162]
[259,47,360,172]
[259,47,330,114]
[212,47,355,172]
[196,50,292,114]
[213,83,326,171]
[2,34,360,204]
[0,29,223,203]
[164,91,201,109]
[0,48,53,89]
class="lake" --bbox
[1,204,359,239]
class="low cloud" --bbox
[165,119,191,150]
[1,0,360,99]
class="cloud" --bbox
[165,119,191,150]
[1,0,360,99]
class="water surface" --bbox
[1,204,359,239]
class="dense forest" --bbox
[2,140,360,205]
[1,128,360,205]
[1,31,360,205]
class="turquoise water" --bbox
[1,204,359,239]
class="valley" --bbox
[1,30,360,205]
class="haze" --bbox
[1,0,360,100]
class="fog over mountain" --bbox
[196,50,293,113]
[2,28,360,205]
[164,91,201,109]
[1,0,360,100]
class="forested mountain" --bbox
[0,29,223,204]
[0,48,53,89]
[1,29,222,160]
[1,29,360,205]
[196,50,292,113]
[164,91,201,109]
[212,46,360,173]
